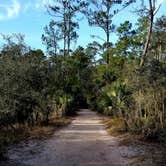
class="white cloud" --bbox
[23,2,32,13]
[22,0,47,13]
[0,0,50,20]
[157,0,165,5]
[35,0,49,10]
[0,0,21,21]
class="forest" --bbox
[0,0,166,164]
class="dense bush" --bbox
[0,37,93,131]
[88,58,166,139]
[124,60,166,138]
[86,14,166,140]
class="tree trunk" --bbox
[53,30,57,56]
[67,15,71,55]
[106,30,110,64]
[140,0,154,67]
[63,11,67,57]
[106,1,110,64]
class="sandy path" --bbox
[2,109,159,166]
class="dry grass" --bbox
[103,118,127,136]
[28,118,72,139]
[103,117,145,145]
[0,117,71,160]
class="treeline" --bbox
[87,15,166,139]
[0,35,93,130]
[84,0,165,140]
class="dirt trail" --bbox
[1,109,164,166]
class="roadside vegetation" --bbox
[0,0,165,160]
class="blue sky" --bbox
[0,0,165,53]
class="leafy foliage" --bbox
[87,15,166,139]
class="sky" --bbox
[0,0,165,53]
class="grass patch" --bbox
[28,118,72,139]
[0,117,71,160]
[103,117,144,145]
[103,118,127,136]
